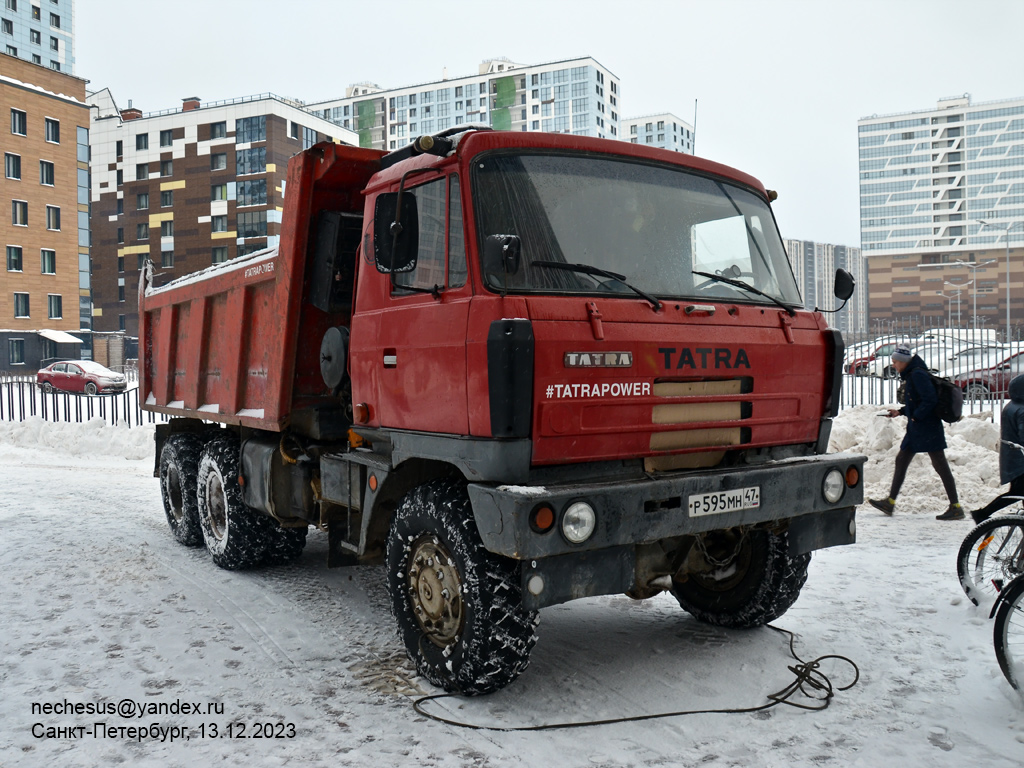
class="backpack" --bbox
[896,374,963,423]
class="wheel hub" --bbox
[407,535,463,648]
[167,465,184,523]
[205,473,227,541]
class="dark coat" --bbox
[1000,374,1024,483]
[899,355,946,453]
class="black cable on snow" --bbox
[411,625,860,731]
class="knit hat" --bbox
[891,345,913,363]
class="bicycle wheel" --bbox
[957,516,1024,606]
[992,574,1024,691]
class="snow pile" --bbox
[0,416,155,461]
[831,405,1002,514]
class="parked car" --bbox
[36,360,128,396]
[846,337,914,375]
[952,350,1024,400]
[864,340,970,378]
[934,344,1009,377]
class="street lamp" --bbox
[977,219,1024,342]
[917,258,996,334]
[937,289,963,326]
[943,280,972,326]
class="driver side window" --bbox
[393,175,466,294]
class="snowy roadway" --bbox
[1,413,1022,767]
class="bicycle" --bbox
[992,573,1024,691]
[956,441,1024,606]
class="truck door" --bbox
[372,174,471,434]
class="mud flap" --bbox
[786,507,856,556]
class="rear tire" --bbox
[957,516,1024,606]
[993,575,1024,691]
[159,434,204,546]
[386,477,538,695]
[671,527,810,628]
[197,437,273,570]
[42,382,53,394]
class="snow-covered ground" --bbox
[1,411,1023,768]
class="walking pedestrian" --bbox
[969,373,1024,523]
[868,345,964,520]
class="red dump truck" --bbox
[141,128,865,695]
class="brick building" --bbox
[87,91,356,336]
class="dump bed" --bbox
[139,143,384,430]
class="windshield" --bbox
[471,152,802,306]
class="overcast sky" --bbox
[76,0,1024,247]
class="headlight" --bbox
[561,501,596,544]
[822,468,845,504]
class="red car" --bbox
[37,360,128,396]
[952,351,1024,400]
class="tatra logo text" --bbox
[659,347,750,370]
[564,351,632,368]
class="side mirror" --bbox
[834,268,855,301]
[482,234,522,283]
[373,192,419,274]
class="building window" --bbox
[160,220,173,238]
[12,199,27,225]
[47,294,61,319]
[49,35,57,51]
[159,129,173,147]
[235,115,266,144]
[116,227,123,244]
[40,248,54,274]
[236,146,265,175]
[5,152,20,179]
[1,18,11,35]
[117,255,124,272]
[118,284,125,302]
[116,169,122,186]
[237,179,266,206]
[137,253,146,270]
[13,292,29,317]
[160,159,172,176]
[136,133,148,150]
[116,197,123,214]
[211,215,227,232]
[136,163,148,180]
[115,139,122,158]
[48,11,57,27]
[44,118,58,145]
[210,152,226,170]
[31,53,39,64]
[161,250,174,267]
[10,108,26,136]
[118,314,126,332]
[210,121,227,139]
[211,184,227,201]
[39,160,54,185]
[136,192,148,210]
[9,338,24,365]
[48,60,59,71]
[29,29,40,43]
[45,205,59,230]
[237,211,267,238]
[303,126,316,150]
[160,190,173,207]
[6,245,22,271]
[137,223,149,240]
[212,246,228,264]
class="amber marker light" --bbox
[530,504,556,534]
[368,474,378,492]
[353,403,370,423]
[846,465,861,487]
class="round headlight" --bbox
[561,502,596,544]
[823,468,845,504]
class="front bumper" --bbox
[468,452,864,560]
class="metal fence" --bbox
[0,373,167,428]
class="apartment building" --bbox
[1,52,88,370]
[622,113,694,154]
[87,91,356,336]
[783,238,868,335]
[858,94,1024,330]
[307,56,622,151]
[0,0,74,74]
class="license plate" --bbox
[688,486,760,517]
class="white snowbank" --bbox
[0,416,155,461]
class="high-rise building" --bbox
[622,113,694,153]
[87,91,356,337]
[1,52,89,370]
[858,94,1024,331]
[0,0,74,74]
[306,57,622,151]
[783,238,867,334]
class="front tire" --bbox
[671,527,810,628]
[159,434,204,546]
[957,516,1024,606]
[84,382,98,396]
[197,436,274,569]
[993,575,1024,691]
[386,478,538,695]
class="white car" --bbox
[865,341,970,378]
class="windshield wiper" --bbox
[532,260,662,311]
[692,270,796,317]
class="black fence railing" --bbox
[0,374,167,428]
